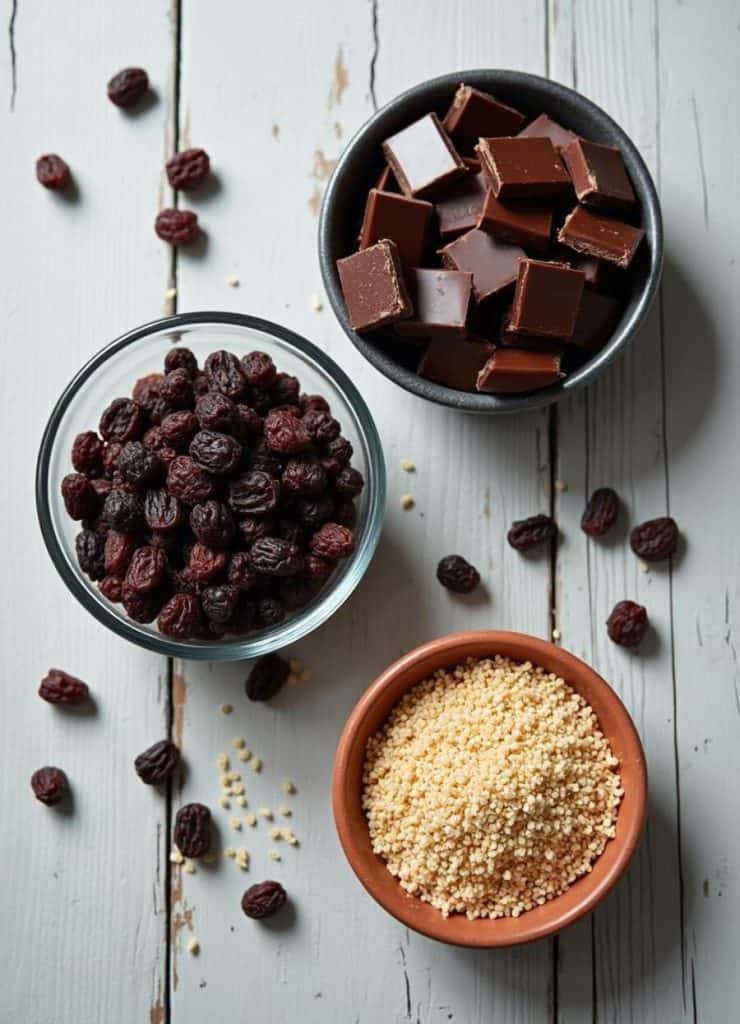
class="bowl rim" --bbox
[35,311,386,661]
[318,68,664,414]
[332,629,648,947]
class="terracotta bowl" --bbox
[332,630,647,947]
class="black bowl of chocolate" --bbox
[318,70,662,413]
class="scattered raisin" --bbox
[607,600,648,647]
[201,583,239,623]
[436,555,480,594]
[204,350,247,400]
[102,442,123,477]
[125,546,168,594]
[107,67,149,107]
[246,654,290,701]
[581,487,620,537]
[36,154,70,190]
[334,497,356,528]
[167,456,214,505]
[250,537,304,577]
[241,880,287,919]
[309,522,355,560]
[189,430,242,475]
[507,514,557,551]
[61,473,99,521]
[166,147,210,190]
[134,739,180,785]
[76,529,106,580]
[155,208,199,245]
[264,409,311,454]
[630,517,678,561]
[228,470,280,517]
[158,593,203,639]
[241,351,277,389]
[100,398,146,444]
[190,500,235,548]
[38,669,89,705]
[71,432,104,475]
[31,766,68,806]
[133,373,164,413]
[173,802,211,857]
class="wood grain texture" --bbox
[0,3,174,1023]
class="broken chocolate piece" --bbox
[476,137,571,198]
[569,288,622,350]
[558,205,644,268]
[510,259,585,339]
[396,268,472,340]
[562,138,636,210]
[418,337,494,391]
[375,163,398,192]
[476,347,563,393]
[516,113,578,153]
[498,305,555,351]
[382,113,466,198]
[477,192,553,251]
[358,189,433,267]
[443,83,525,152]
[336,239,412,331]
[435,159,488,239]
[440,228,525,305]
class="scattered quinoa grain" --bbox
[224,847,236,859]
[278,803,292,817]
[552,628,561,641]
[226,275,240,288]
[219,796,231,809]
[232,783,245,796]
[400,494,415,510]
[259,807,273,821]
[217,753,229,771]
[231,817,243,831]
[310,293,324,311]
[639,561,650,574]
[220,703,233,715]
[245,813,257,827]
[238,749,251,762]
[269,826,281,840]
[169,848,184,865]
[269,850,282,862]
[237,795,247,808]
[233,737,246,749]
[400,459,416,473]
[282,780,296,795]
[555,479,568,494]
[187,938,199,955]
[252,757,263,773]
[184,860,197,875]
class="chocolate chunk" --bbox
[562,138,636,210]
[358,189,433,266]
[382,113,466,198]
[336,239,412,331]
[375,163,398,192]
[510,259,585,339]
[418,337,494,391]
[443,83,525,153]
[440,228,525,305]
[395,268,472,340]
[498,305,556,351]
[477,191,553,251]
[558,205,644,268]
[516,113,578,153]
[435,159,488,239]
[476,347,563,393]
[568,288,622,350]
[476,137,571,198]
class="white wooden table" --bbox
[2,2,737,1020]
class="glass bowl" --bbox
[36,312,386,660]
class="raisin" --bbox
[144,487,182,532]
[321,436,354,476]
[192,371,210,397]
[581,487,620,537]
[195,392,234,432]
[160,410,199,450]
[102,442,123,477]
[91,477,113,501]
[133,372,164,412]
[297,494,334,530]
[300,394,330,414]
[630,517,678,561]
[282,456,326,496]
[334,498,356,528]
[228,470,280,517]
[248,438,283,478]
[255,595,285,628]
[166,148,210,190]
[31,766,68,806]
[241,880,287,919]
[104,530,137,575]
[163,346,197,376]
[158,593,203,639]
[276,516,305,547]
[61,473,99,520]
[279,576,317,611]
[117,441,162,488]
[232,404,263,442]
[238,515,275,547]
[204,350,247,400]
[309,522,355,561]
[173,802,211,857]
[264,409,311,454]
[125,546,167,594]
[189,430,242,475]
[272,373,300,406]
[107,66,149,107]
[71,431,104,475]
[134,739,180,785]
[103,488,144,531]
[76,529,106,580]
[121,583,162,623]
[189,500,235,548]
[305,554,333,586]
[201,583,239,623]
[227,551,257,590]
[155,208,199,245]
[36,154,70,189]
[241,351,277,389]
[251,389,275,417]
[188,542,227,583]
[229,594,257,634]
[507,514,557,551]
[167,456,214,505]
[38,668,89,705]
[436,555,480,594]
[302,409,340,443]
[160,368,194,410]
[99,575,123,602]
[333,466,364,498]
[246,654,290,701]
[250,537,304,577]
[607,600,648,647]
[100,398,146,444]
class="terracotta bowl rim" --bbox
[332,629,648,948]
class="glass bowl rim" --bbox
[35,311,387,661]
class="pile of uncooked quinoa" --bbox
[362,656,623,920]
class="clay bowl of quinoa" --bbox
[332,630,647,947]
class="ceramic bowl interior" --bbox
[36,312,386,660]
[319,69,663,413]
[332,631,647,947]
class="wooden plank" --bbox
[549,2,687,1021]
[171,1,553,1021]
[0,4,173,1022]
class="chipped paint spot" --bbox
[328,46,349,108]
[308,185,322,217]
[312,149,338,181]
[272,122,280,140]
[181,106,192,151]
[483,487,491,518]
[703,879,709,897]
[173,672,187,750]
[170,870,195,994]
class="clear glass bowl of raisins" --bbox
[36,313,386,660]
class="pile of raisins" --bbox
[61,346,363,641]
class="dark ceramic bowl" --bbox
[318,70,663,414]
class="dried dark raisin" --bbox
[334,497,356,528]
[31,766,68,806]
[117,441,162,488]
[271,373,300,406]
[241,351,277,389]
[164,347,198,377]
[166,148,210,190]
[302,409,340,443]
[227,552,257,590]
[201,583,239,623]
[333,466,364,498]
[174,802,211,857]
[246,654,290,701]
[507,514,557,551]
[155,208,199,245]
[189,430,242,475]
[36,154,70,189]
[134,740,180,785]
[232,404,263,442]
[242,880,287,919]
[297,494,334,530]
[160,368,194,410]
[436,555,480,594]
[133,373,164,414]
[247,437,283,478]
[255,595,285,628]
[107,67,149,107]
[104,530,137,575]
[100,398,146,444]
[71,431,104,475]
[228,470,280,517]
[282,456,326,496]
[121,583,162,623]
[629,517,678,561]
[195,392,235,432]
[305,554,333,586]
[581,487,620,537]
[160,410,199,450]
[190,500,235,549]
[188,542,227,583]
[204,350,247,400]
[38,669,89,705]
[144,487,182,532]
[125,546,167,594]
[167,456,214,505]
[61,473,99,521]
[264,408,311,454]
[238,514,275,547]
[99,575,123,602]
[250,537,304,577]
[607,600,648,647]
[103,488,144,531]
[158,593,203,639]
[309,522,355,560]
[102,441,123,477]
[76,529,106,580]
[300,394,330,414]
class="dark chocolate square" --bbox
[443,83,525,153]
[336,239,412,332]
[396,268,472,340]
[382,113,466,198]
[516,113,578,153]
[417,336,494,391]
[358,189,434,267]
[439,228,525,305]
[562,138,636,210]
[477,192,553,251]
[558,205,644,268]
[476,137,571,198]
[510,258,585,339]
[435,159,488,239]
[476,347,563,393]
